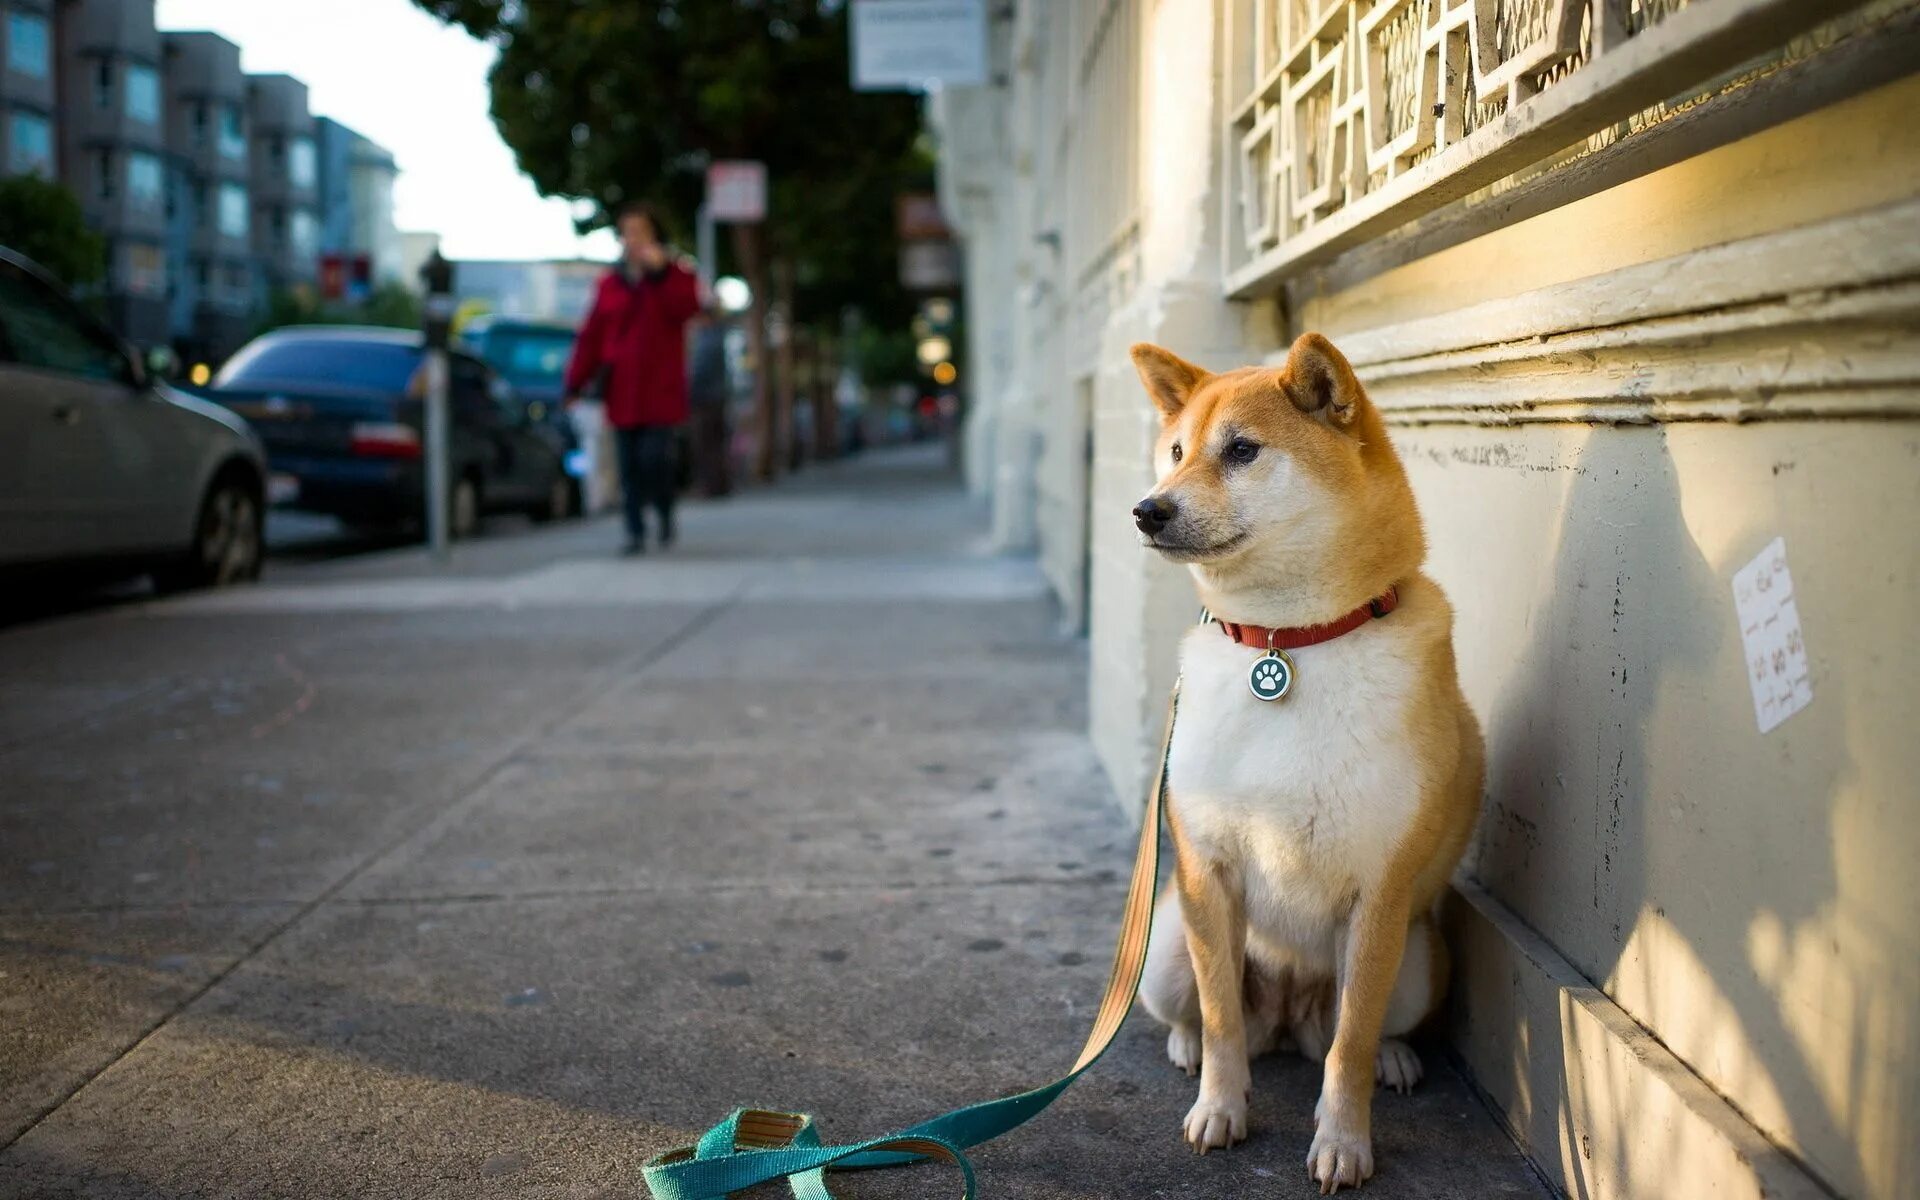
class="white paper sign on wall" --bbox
[1732,537,1813,734]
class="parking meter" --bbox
[419,252,457,558]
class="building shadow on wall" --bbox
[1469,423,1887,1198]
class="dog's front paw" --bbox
[1375,1038,1422,1094]
[1306,1123,1374,1194]
[1167,1024,1201,1075]
[1182,1092,1247,1154]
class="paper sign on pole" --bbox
[851,0,988,92]
[706,160,767,223]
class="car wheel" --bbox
[450,476,480,540]
[530,474,573,523]
[158,476,263,591]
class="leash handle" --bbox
[642,682,1182,1200]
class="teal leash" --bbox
[642,682,1183,1200]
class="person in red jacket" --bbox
[562,202,701,555]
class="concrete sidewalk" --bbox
[0,446,1546,1198]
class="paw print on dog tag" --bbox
[1249,650,1294,702]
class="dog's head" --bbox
[1129,333,1423,605]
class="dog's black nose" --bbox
[1133,496,1175,535]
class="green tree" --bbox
[253,282,423,337]
[360,281,423,329]
[0,175,105,287]
[409,0,929,476]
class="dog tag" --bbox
[1249,649,1294,701]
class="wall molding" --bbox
[1265,199,1920,426]
[1446,879,1835,1200]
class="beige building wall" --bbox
[934,4,1918,1196]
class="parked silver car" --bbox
[0,249,267,589]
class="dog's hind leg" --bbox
[1288,916,1441,1093]
[1140,883,1202,1074]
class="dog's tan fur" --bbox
[1130,334,1484,1191]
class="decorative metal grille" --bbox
[1228,0,1744,284]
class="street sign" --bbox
[706,160,767,223]
[851,0,988,92]
[900,241,960,290]
[896,193,952,241]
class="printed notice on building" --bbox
[851,0,988,91]
[1732,537,1813,734]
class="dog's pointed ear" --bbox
[1278,333,1364,429]
[1130,344,1209,421]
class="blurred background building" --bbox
[242,72,316,305]
[160,28,250,363]
[55,0,169,345]
[449,256,604,324]
[0,0,409,360]
[931,3,1919,1200]
[315,115,402,300]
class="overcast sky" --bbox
[154,0,619,262]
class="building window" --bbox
[126,64,160,124]
[128,152,163,211]
[289,136,315,189]
[267,135,283,165]
[269,206,285,243]
[7,110,52,176]
[96,149,115,201]
[94,58,113,110]
[6,12,49,79]
[195,259,210,293]
[126,243,166,296]
[191,101,208,147]
[290,209,317,260]
[219,105,245,160]
[217,182,248,237]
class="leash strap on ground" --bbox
[641,683,1181,1200]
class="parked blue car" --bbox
[207,326,578,536]
[455,315,588,478]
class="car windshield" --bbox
[215,337,420,391]
[484,328,574,389]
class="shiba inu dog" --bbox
[1130,333,1484,1192]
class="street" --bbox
[0,447,1545,1199]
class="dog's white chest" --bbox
[1166,623,1425,955]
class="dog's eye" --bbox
[1226,438,1260,464]
[1170,443,1183,464]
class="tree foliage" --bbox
[0,175,105,287]
[254,282,422,337]
[409,0,929,331]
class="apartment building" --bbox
[161,29,250,363]
[0,0,406,355]
[54,0,168,345]
[931,3,1919,1199]
[315,116,401,292]
[243,72,316,304]
[0,1,55,180]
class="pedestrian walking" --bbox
[687,306,733,497]
[562,202,701,555]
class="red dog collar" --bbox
[1215,587,1399,651]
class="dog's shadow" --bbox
[1456,423,1885,1198]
